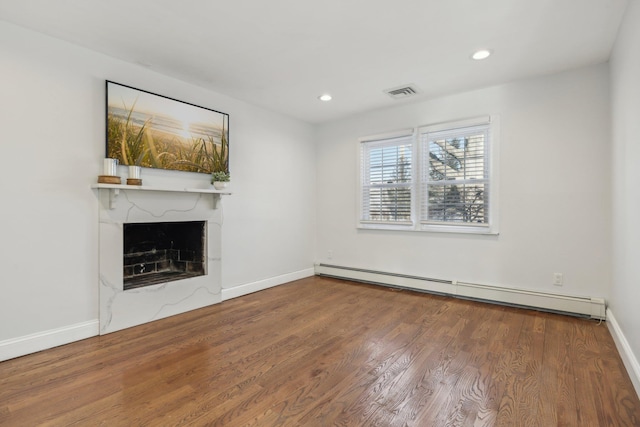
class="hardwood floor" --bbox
[1,276,638,426]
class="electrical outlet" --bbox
[553,273,563,286]
[327,250,333,260]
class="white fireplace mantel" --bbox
[94,182,227,334]
[92,183,231,209]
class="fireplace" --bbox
[123,221,206,290]
[96,186,224,334]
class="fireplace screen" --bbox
[123,221,206,290]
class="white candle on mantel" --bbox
[129,165,141,179]
[103,158,118,176]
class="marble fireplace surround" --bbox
[94,184,227,334]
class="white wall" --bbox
[316,64,611,299]
[0,21,315,344]
[610,0,640,393]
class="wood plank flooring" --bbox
[1,276,638,426]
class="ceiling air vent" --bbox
[385,84,420,99]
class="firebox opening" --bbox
[123,221,206,290]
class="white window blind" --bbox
[360,134,413,225]
[420,123,490,227]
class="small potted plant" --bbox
[211,171,230,190]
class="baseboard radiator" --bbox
[315,264,606,320]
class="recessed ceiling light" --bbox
[471,49,491,60]
[318,94,332,102]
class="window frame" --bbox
[358,129,416,231]
[418,116,499,235]
[357,117,499,235]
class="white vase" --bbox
[213,181,228,190]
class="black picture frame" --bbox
[106,81,229,174]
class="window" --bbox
[420,122,490,230]
[358,117,498,234]
[360,131,414,227]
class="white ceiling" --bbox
[0,0,629,124]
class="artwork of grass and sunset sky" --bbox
[106,81,229,174]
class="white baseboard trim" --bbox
[0,320,99,362]
[0,269,315,362]
[606,308,640,398]
[315,263,606,319]
[221,268,315,301]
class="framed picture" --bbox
[106,81,229,174]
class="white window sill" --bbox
[358,221,414,231]
[419,223,499,235]
[358,222,499,235]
